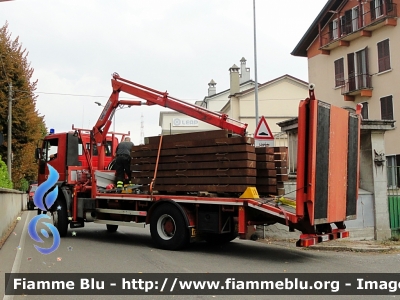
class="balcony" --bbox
[341,74,373,101]
[320,3,397,50]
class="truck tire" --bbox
[106,224,118,232]
[27,201,35,210]
[150,204,189,250]
[51,199,69,237]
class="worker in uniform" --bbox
[115,137,134,191]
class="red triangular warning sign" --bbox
[254,116,274,140]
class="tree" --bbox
[0,155,12,188]
[0,22,46,189]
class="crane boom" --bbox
[112,73,247,135]
[93,73,248,170]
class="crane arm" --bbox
[92,73,248,170]
[111,73,248,136]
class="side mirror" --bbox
[35,148,41,160]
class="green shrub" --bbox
[0,155,12,189]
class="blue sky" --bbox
[1,0,327,144]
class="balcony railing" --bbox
[341,74,372,95]
[321,3,397,48]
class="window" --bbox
[386,0,394,12]
[356,48,369,88]
[329,19,339,41]
[85,142,112,156]
[360,102,369,119]
[370,0,383,20]
[352,6,360,31]
[387,155,400,188]
[377,39,391,72]
[380,95,393,120]
[341,9,353,35]
[334,58,344,87]
[43,138,59,161]
[370,0,393,19]
[347,47,370,92]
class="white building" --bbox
[159,57,309,139]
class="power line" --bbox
[36,91,107,98]
[35,91,200,101]
[35,91,301,101]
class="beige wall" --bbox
[159,82,254,135]
[236,78,308,135]
[159,112,217,135]
[308,24,399,154]
[159,77,308,138]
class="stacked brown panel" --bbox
[255,147,277,196]
[274,147,288,196]
[130,130,256,194]
[255,146,288,196]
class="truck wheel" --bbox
[27,202,35,210]
[106,224,118,232]
[150,204,189,250]
[51,199,69,237]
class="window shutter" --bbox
[370,0,376,20]
[347,53,355,91]
[329,22,334,41]
[386,0,394,12]
[378,39,391,72]
[344,10,352,34]
[361,102,369,119]
[381,96,393,120]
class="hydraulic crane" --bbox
[92,73,248,171]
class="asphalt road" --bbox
[1,211,400,300]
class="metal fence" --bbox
[387,166,400,237]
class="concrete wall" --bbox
[0,189,27,242]
[280,182,375,240]
[344,191,375,239]
[236,78,308,135]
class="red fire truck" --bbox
[35,73,361,250]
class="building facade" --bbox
[159,58,254,135]
[159,58,309,140]
[292,0,399,185]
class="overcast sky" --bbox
[1,0,326,145]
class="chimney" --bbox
[239,57,250,83]
[229,64,240,96]
[208,79,217,96]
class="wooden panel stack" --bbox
[130,130,256,194]
[274,147,289,196]
[255,146,288,196]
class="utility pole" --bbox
[7,82,12,181]
[253,0,259,128]
[141,113,144,145]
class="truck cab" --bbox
[37,131,118,185]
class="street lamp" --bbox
[94,101,131,132]
[253,0,259,128]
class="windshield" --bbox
[30,185,38,192]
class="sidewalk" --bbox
[260,237,400,253]
[309,238,400,253]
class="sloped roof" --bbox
[234,74,308,97]
[205,79,254,99]
[291,0,341,57]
